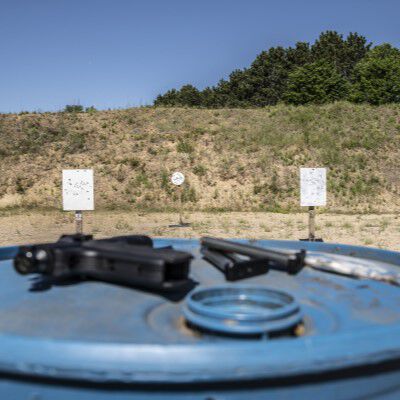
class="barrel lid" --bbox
[0,239,400,384]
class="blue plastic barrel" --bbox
[0,238,400,399]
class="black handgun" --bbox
[14,234,192,291]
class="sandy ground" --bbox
[0,211,399,251]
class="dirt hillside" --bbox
[1,102,399,212]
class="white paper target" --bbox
[171,172,185,186]
[300,168,327,207]
[62,169,94,211]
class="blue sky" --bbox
[1,0,399,112]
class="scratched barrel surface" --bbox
[0,239,400,399]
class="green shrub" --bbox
[85,106,97,113]
[182,184,197,203]
[64,105,84,113]
[64,131,86,153]
[193,164,207,176]
[126,157,140,169]
[350,44,400,105]
[177,139,194,153]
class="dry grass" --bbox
[0,210,399,251]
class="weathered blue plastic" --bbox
[0,238,400,399]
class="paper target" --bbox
[300,168,327,207]
[62,169,94,211]
[171,172,185,186]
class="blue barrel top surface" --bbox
[1,238,400,399]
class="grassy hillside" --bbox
[0,102,399,212]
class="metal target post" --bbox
[75,210,83,234]
[178,185,184,226]
[169,172,190,228]
[308,206,315,241]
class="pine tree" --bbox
[153,31,384,107]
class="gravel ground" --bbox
[0,211,399,251]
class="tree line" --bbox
[154,31,400,107]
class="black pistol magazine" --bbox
[14,234,192,291]
[200,237,306,281]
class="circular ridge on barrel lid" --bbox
[183,285,302,336]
